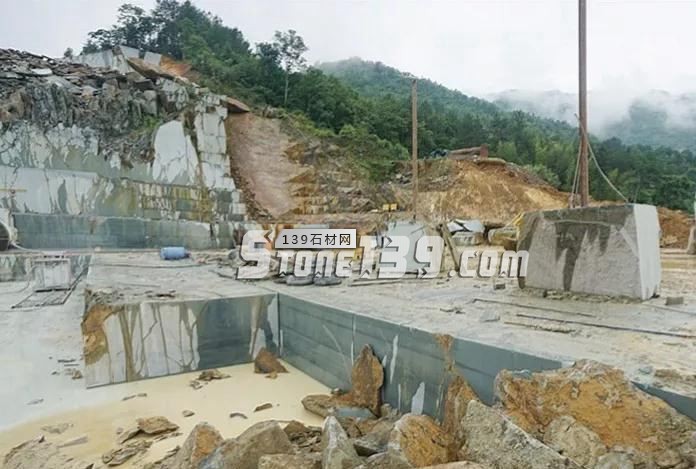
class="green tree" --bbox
[272,30,308,106]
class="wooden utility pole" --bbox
[578,0,590,206]
[411,79,419,218]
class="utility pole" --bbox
[578,0,590,206]
[411,79,419,219]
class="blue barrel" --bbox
[160,246,189,260]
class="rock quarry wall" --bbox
[0,47,249,249]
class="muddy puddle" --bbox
[0,362,328,467]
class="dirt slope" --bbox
[226,113,305,218]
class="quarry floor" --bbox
[0,248,694,439]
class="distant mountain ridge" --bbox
[491,89,696,153]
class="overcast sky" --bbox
[1,0,694,97]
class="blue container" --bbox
[160,246,189,260]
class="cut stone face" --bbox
[518,204,661,300]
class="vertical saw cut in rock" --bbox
[518,204,661,300]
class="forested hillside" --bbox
[77,0,696,213]
[493,89,696,154]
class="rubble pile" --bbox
[1,47,174,165]
[5,349,696,469]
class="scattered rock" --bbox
[137,416,179,435]
[494,360,696,460]
[122,392,148,401]
[266,371,278,379]
[167,422,223,469]
[103,440,152,466]
[229,412,248,419]
[258,453,321,469]
[117,426,142,445]
[182,410,195,418]
[283,420,322,451]
[3,437,93,469]
[442,375,479,458]
[254,348,288,374]
[40,422,73,434]
[198,369,230,381]
[353,426,392,457]
[200,421,293,469]
[388,414,451,467]
[190,380,204,390]
[302,394,335,418]
[70,369,83,380]
[543,415,607,467]
[254,402,273,412]
[322,416,362,469]
[57,434,89,448]
[594,452,634,469]
[460,400,581,468]
[27,398,43,405]
[343,345,384,416]
[638,365,654,375]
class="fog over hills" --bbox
[491,89,696,153]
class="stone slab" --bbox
[518,204,661,299]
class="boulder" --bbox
[167,422,223,469]
[137,416,179,435]
[200,421,293,469]
[3,437,93,469]
[495,361,696,461]
[460,400,581,469]
[343,345,384,416]
[518,204,660,299]
[442,375,479,458]
[254,347,288,374]
[258,453,321,469]
[322,416,362,469]
[303,394,336,418]
[542,415,607,467]
[388,414,451,467]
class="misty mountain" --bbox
[492,89,696,153]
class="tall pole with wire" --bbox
[578,0,590,206]
[411,79,419,219]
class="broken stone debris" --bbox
[2,436,93,469]
[199,420,293,469]
[460,400,581,468]
[389,414,451,467]
[495,360,696,466]
[254,402,274,412]
[165,422,223,469]
[258,453,321,469]
[254,347,288,374]
[103,439,152,466]
[442,375,480,459]
[542,415,607,467]
[118,415,179,445]
[198,369,231,381]
[322,415,362,469]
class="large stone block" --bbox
[518,204,660,299]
